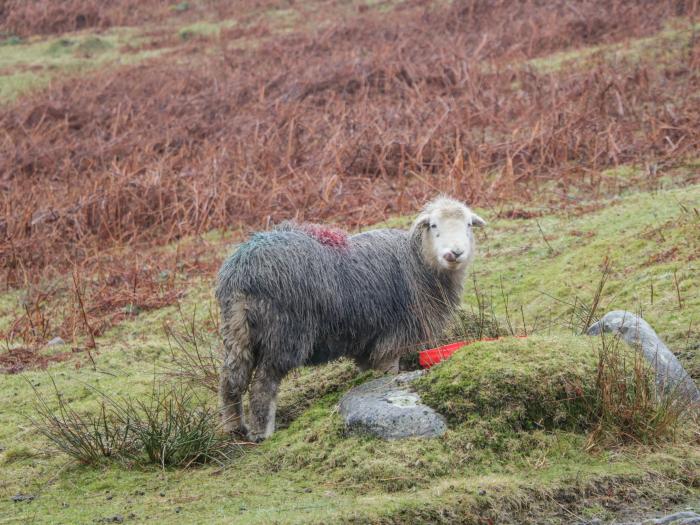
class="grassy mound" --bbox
[416,336,598,433]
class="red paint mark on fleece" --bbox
[299,224,349,249]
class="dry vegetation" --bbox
[0,0,243,37]
[1,0,699,356]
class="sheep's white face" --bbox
[414,199,486,272]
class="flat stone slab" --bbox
[578,509,700,525]
[338,370,447,439]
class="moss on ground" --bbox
[416,336,598,433]
[177,19,237,40]
[0,29,166,101]
[0,0,412,103]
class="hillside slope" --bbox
[1,183,698,524]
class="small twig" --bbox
[72,271,97,369]
[23,302,37,340]
[499,276,514,336]
[673,269,683,309]
[569,296,578,334]
[535,219,554,254]
[685,319,694,352]
[581,257,611,334]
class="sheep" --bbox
[216,196,486,441]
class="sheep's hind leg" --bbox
[247,365,284,442]
[353,353,372,372]
[219,302,254,439]
[220,351,254,438]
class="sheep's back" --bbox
[217,228,417,334]
[217,230,341,312]
[339,229,417,331]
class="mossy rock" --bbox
[415,335,599,433]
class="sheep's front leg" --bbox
[247,366,283,442]
[374,356,400,373]
[370,339,401,373]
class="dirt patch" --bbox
[0,347,74,374]
[569,230,597,238]
[645,246,681,266]
[497,209,544,220]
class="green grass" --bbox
[1,182,699,524]
[177,19,238,40]
[464,182,700,375]
[528,19,700,73]
[0,29,165,102]
[416,336,599,432]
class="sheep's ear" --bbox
[410,213,431,236]
[471,213,486,227]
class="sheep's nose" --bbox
[443,250,462,262]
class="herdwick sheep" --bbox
[216,196,486,441]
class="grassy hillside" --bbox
[1,182,698,524]
[474,179,700,371]
[1,1,699,523]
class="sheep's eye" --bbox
[430,224,437,229]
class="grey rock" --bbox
[338,371,447,439]
[587,311,700,404]
[642,511,700,524]
[589,510,700,525]
[47,337,66,347]
[11,493,34,503]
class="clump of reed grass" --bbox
[586,332,694,449]
[31,378,138,465]
[115,384,232,468]
[30,378,235,468]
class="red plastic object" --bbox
[419,341,467,368]
[419,337,520,368]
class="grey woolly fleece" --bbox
[215,221,466,375]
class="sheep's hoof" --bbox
[227,424,250,442]
[246,432,267,444]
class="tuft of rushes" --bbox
[30,379,233,468]
[586,333,693,449]
[29,378,138,465]
[116,384,231,469]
